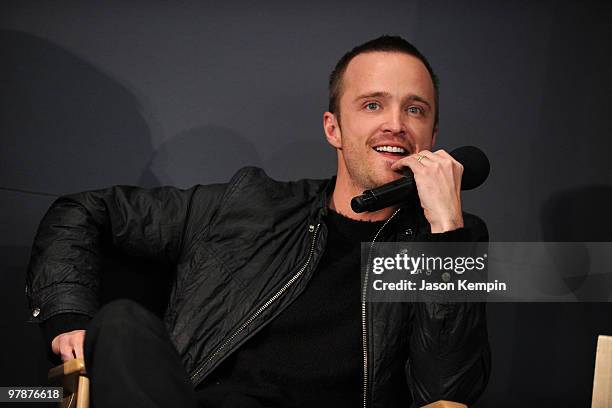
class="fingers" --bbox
[431,149,464,175]
[389,149,464,232]
[390,150,431,173]
[402,150,457,166]
[414,150,438,165]
[74,338,84,360]
[391,149,463,179]
[51,330,86,362]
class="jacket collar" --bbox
[311,175,421,235]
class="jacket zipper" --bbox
[189,222,321,384]
[362,208,401,408]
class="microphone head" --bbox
[451,146,490,190]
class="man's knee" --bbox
[87,299,162,340]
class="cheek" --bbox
[343,116,379,143]
[409,122,435,147]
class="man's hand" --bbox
[51,330,86,362]
[391,149,464,233]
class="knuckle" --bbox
[57,337,68,348]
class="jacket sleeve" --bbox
[25,183,224,324]
[406,214,491,406]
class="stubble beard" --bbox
[343,150,385,193]
[337,120,397,193]
[341,142,395,194]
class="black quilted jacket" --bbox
[26,166,490,407]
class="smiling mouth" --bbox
[372,145,409,160]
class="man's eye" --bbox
[407,106,424,115]
[365,102,380,111]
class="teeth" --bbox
[374,146,406,153]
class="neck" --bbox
[329,174,397,222]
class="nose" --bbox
[382,106,405,135]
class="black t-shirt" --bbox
[195,210,386,408]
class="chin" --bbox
[370,170,402,188]
[347,161,401,190]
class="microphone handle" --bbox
[350,171,416,213]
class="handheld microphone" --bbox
[350,146,490,213]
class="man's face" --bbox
[326,51,437,192]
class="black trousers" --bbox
[84,299,200,408]
[85,299,276,407]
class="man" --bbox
[27,35,490,407]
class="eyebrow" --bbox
[354,91,432,108]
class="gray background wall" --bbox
[1,1,611,406]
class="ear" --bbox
[323,111,342,149]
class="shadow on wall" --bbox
[541,186,612,242]
[0,29,157,194]
[541,186,612,302]
[139,125,263,187]
[479,3,612,406]
[1,29,161,392]
[263,138,336,181]
[139,126,336,188]
[501,186,612,406]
